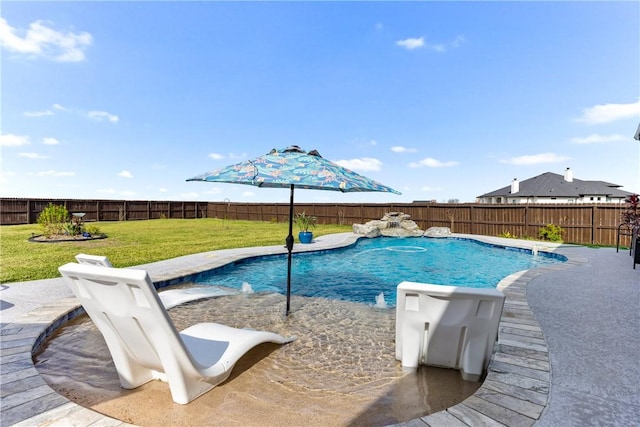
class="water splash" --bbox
[532,245,539,256]
[241,282,254,294]
[375,292,388,308]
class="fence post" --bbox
[591,205,597,245]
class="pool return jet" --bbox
[188,145,400,315]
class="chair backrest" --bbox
[75,253,112,267]
[58,262,195,377]
[395,281,505,381]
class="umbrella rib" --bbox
[248,160,259,185]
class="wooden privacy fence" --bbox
[0,198,207,224]
[208,201,631,247]
[1,198,631,247]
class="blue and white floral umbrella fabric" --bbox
[188,145,400,315]
[188,145,401,194]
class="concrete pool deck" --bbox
[1,233,638,426]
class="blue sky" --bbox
[1,1,639,204]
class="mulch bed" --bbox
[29,234,107,243]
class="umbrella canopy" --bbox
[187,145,401,315]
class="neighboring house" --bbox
[477,168,633,204]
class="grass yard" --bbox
[1,218,352,283]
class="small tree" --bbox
[621,194,640,229]
[37,203,69,237]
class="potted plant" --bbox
[295,211,317,244]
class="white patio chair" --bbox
[395,281,505,381]
[74,253,233,309]
[75,253,112,267]
[58,262,295,404]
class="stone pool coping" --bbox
[0,233,582,426]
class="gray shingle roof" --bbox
[478,172,633,198]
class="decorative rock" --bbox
[353,212,424,237]
[380,227,424,237]
[365,220,388,229]
[352,223,381,238]
[400,220,420,231]
[424,227,452,238]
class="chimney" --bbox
[511,178,519,194]
[564,167,573,182]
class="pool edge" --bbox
[0,233,583,426]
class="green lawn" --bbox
[1,218,352,283]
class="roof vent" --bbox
[564,167,573,183]
[511,178,519,194]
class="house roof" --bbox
[478,172,633,199]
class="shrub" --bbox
[37,203,69,237]
[499,230,516,239]
[539,223,564,242]
[84,225,102,236]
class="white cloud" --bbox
[241,191,256,197]
[120,190,136,196]
[570,133,628,144]
[575,100,640,124]
[209,153,224,160]
[0,134,30,147]
[88,110,119,123]
[24,109,53,117]
[391,146,417,153]
[35,170,75,177]
[396,35,465,52]
[396,37,424,50]
[450,35,465,48]
[24,104,120,124]
[500,152,570,165]
[375,23,384,31]
[118,170,133,178]
[421,186,442,192]
[18,152,47,159]
[0,18,92,62]
[159,187,168,192]
[152,164,165,170]
[42,137,59,145]
[409,157,459,168]
[203,188,223,195]
[334,157,382,171]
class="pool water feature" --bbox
[193,237,565,306]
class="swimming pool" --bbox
[193,237,565,306]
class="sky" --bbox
[1,1,639,205]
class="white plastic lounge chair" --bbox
[58,262,295,404]
[395,281,505,381]
[74,253,234,309]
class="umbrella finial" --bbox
[283,145,305,153]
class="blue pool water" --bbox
[194,237,565,306]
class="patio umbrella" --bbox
[187,145,400,315]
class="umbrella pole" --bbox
[285,184,295,316]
